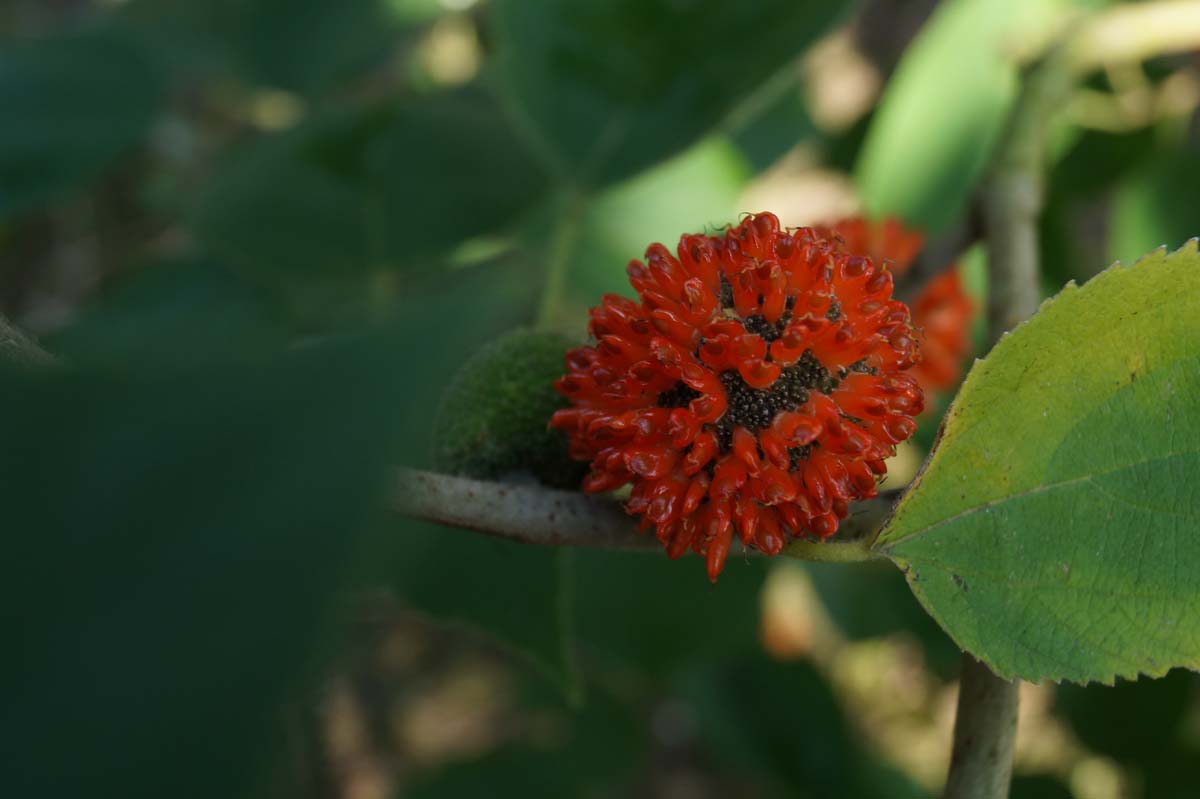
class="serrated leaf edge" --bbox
[874,238,1200,685]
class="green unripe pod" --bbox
[432,328,586,488]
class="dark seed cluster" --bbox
[712,350,834,453]
[741,314,780,341]
[844,358,877,376]
[657,381,703,409]
[718,275,734,309]
[791,349,839,395]
[667,278,844,467]
[788,444,813,470]
[740,297,796,342]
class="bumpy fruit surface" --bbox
[823,217,975,397]
[551,213,925,580]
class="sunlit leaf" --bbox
[563,136,750,327]
[1107,144,1200,268]
[855,0,1081,232]
[877,242,1200,683]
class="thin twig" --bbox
[942,34,1082,799]
[1068,0,1200,74]
[982,45,1077,349]
[944,657,1021,799]
[394,467,655,550]
[894,205,984,306]
[394,467,896,561]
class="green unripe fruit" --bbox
[432,328,586,488]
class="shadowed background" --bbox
[2,0,1199,797]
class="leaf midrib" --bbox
[878,449,1198,553]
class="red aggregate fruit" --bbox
[551,213,926,581]
[822,217,975,397]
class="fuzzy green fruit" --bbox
[432,328,586,488]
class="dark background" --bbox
[2,0,1199,797]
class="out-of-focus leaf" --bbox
[192,115,377,280]
[573,550,767,677]
[384,0,444,26]
[1010,775,1076,799]
[368,89,551,266]
[855,0,1077,232]
[877,242,1200,683]
[823,108,874,174]
[676,654,925,798]
[1051,125,1159,200]
[47,258,288,368]
[490,0,851,186]
[805,561,961,678]
[1056,669,1200,799]
[0,338,406,797]
[121,0,403,94]
[225,0,396,94]
[388,254,542,461]
[403,679,643,798]
[1038,124,1160,291]
[387,527,580,697]
[194,88,550,289]
[563,136,750,330]
[0,25,161,218]
[1107,142,1200,268]
[727,79,817,173]
[1055,669,1197,761]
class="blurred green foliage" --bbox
[0,25,161,216]
[1,340,407,797]
[2,0,1199,796]
[491,0,852,186]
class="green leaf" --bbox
[47,257,288,368]
[403,677,644,797]
[805,561,962,678]
[192,113,377,280]
[1055,669,1197,761]
[193,89,550,286]
[0,26,161,217]
[1053,670,1200,798]
[564,136,750,323]
[573,551,767,676]
[676,655,926,798]
[384,526,581,698]
[368,89,551,267]
[876,241,1200,684]
[1107,144,1200,269]
[1039,126,1161,289]
[121,0,404,95]
[390,255,542,464]
[490,0,849,186]
[727,79,817,173]
[0,339,406,796]
[854,0,1073,232]
[221,0,397,95]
